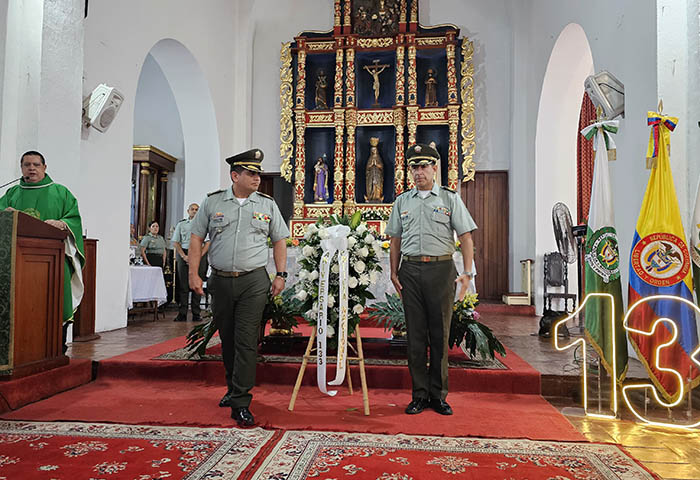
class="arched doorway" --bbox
[534,23,594,314]
[132,38,221,237]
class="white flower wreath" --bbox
[292,212,384,338]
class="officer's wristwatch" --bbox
[463,271,475,278]
[276,271,288,279]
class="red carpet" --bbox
[2,380,584,441]
[100,330,541,395]
[251,430,658,480]
[0,420,274,480]
[0,359,92,413]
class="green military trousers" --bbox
[398,259,456,401]
[210,267,270,408]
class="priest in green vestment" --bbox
[0,151,85,324]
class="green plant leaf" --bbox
[350,210,362,229]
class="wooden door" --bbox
[461,171,509,301]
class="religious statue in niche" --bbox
[352,0,399,36]
[313,155,330,203]
[364,137,384,203]
[314,70,329,110]
[424,68,438,107]
[363,59,390,107]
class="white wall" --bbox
[514,0,658,312]
[81,0,239,332]
[133,54,184,160]
[1,0,83,197]
[250,0,334,172]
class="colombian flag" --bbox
[628,112,699,401]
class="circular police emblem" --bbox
[585,227,620,283]
[631,232,690,287]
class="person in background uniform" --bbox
[189,148,289,428]
[140,220,167,269]
[171,203,209,322]
[385,143,477,416]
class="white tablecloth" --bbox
[266,247,476,303]
[126,266,167,309]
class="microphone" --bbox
[0,177,21,189]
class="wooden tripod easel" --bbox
[288,325,370,415]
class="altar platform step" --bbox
[0,359,93,413]
[90,329,541,396]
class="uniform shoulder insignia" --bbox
[396,190,411,198]
[440,186,457,194]
[177,218,186,223]
[256,191,273,199]
[207,189,224,197]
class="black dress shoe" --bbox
[429,398,453,415]
[405,398,428,414]
[192,315,202,322]
[219,392,233,408]
[231,407,255,427]
[173,314,187,322]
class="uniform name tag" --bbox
[400,210,409,217]
[253,212,271,222]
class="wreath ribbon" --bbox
[317,225,351,396]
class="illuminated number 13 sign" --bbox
[553,294,700,429]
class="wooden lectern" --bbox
[0,210,69,379]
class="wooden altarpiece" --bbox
[280,0,476,238]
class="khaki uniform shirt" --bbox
[140,233,167,254]
[171,218,194,249]
[191,188,290,272]
[385,183,477,256]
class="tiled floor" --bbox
[67,307,699,479]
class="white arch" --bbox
[534,23,594,314]
[144,38,221,209]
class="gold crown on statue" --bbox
[370,137,379,147]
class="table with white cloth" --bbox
[266,247,476,303]
[127,266,168,320]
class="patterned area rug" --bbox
[155,337,506,370]
[251,430,657,480]
[0,420,274,480]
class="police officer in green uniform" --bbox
[140,220,167,269]
[386,143,477,416]
[172,203,210,322]
[188,148,290,427]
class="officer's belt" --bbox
[212,266,264,278]
[402,255,453,263]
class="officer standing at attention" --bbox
[188,148,289,427]
[385,143,477,416]
[172,203,209,322]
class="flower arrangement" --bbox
[368,292,506,360]
[185,286,303,357]
[292,211,384,339]
[263,287,303,334]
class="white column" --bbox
[0,0,83,197]
[657,0,690,225]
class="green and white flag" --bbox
[691,177,700,305]
[580,119,628,381]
